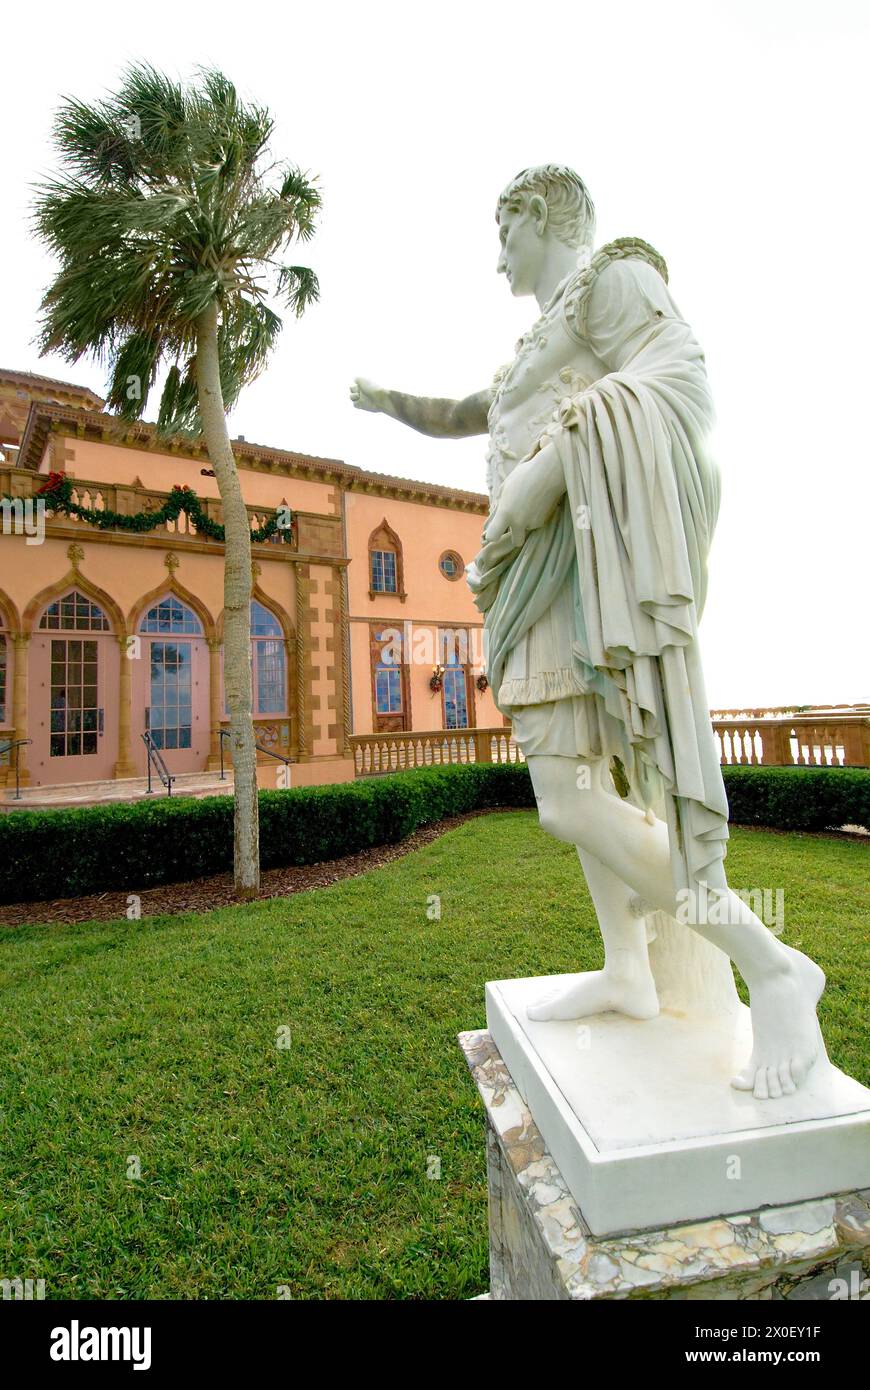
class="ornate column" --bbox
[11,632,31,786]
[206,639,224,771]
[284,638,298,759]
[113,634,138,778]
[294,561,308,759]
[338,565,352,756]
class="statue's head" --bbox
[496,165,595,296]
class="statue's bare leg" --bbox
[526,754,825,1098]
[528,846,659,1021]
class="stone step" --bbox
[1,771,235,811]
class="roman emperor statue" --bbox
[352,165,825,1099]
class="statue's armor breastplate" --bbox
[485,239,669,504]
[486,289,606,502]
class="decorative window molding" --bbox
[39,590,111,632]
[367,518,406,602]
[369,622,411,732]
[139,595,203,635]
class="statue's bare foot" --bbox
[527,964,659,1022]
[731,947,826,1099]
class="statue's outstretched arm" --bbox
[350,377,492,438]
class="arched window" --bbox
[368,519,405,601]
[139,598,203,751]
[38,591,112,760]
[40,590,110,631]
[222,602,287,716]
[251,600,286,714]
[139,595,203,635]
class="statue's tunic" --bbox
[468,240,729,893]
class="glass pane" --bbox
[140,596,202,634]
[251,600,281,637]
[40,591,108,632]
[82,733,97,754]
[255,638,286,714]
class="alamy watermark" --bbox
[675,884,784,935]
[0,497,46,545]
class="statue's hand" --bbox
[350,377,386,414]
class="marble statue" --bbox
[351,165,826,1100]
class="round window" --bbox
[439,550,463,581]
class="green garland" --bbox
[27,472,291,545]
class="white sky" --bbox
[2,0,868,707]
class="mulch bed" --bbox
[0,808,524,928]
[0,811,863,929]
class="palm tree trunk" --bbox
[195,300,260,897]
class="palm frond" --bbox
[104,331,162,420]
[156,359,200,436]
[276,264,320,316]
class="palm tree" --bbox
[33,65,321,897]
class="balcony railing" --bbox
[0,466,294,547]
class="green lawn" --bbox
[1,814,868,1300]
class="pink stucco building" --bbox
[0,366,504,800]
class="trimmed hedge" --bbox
[0,763,535,905]
[721,765,870,834]
[0,763,866,906]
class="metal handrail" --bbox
[255,741,293,769]
[0,737,32,801]
[141,731,175,796]
[219,728,230,780]
[218,727,294,781]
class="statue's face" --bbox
[496,202,544,297]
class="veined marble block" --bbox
[459,1028,870,1300]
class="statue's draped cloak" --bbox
[468,243,729,894]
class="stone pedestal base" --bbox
[459,1030,870,1301]
[485,973,870,1236]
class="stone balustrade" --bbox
[713,714,870,768]
[352,714,870,777]
[0,465,294,547]
[349,726,522,777]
